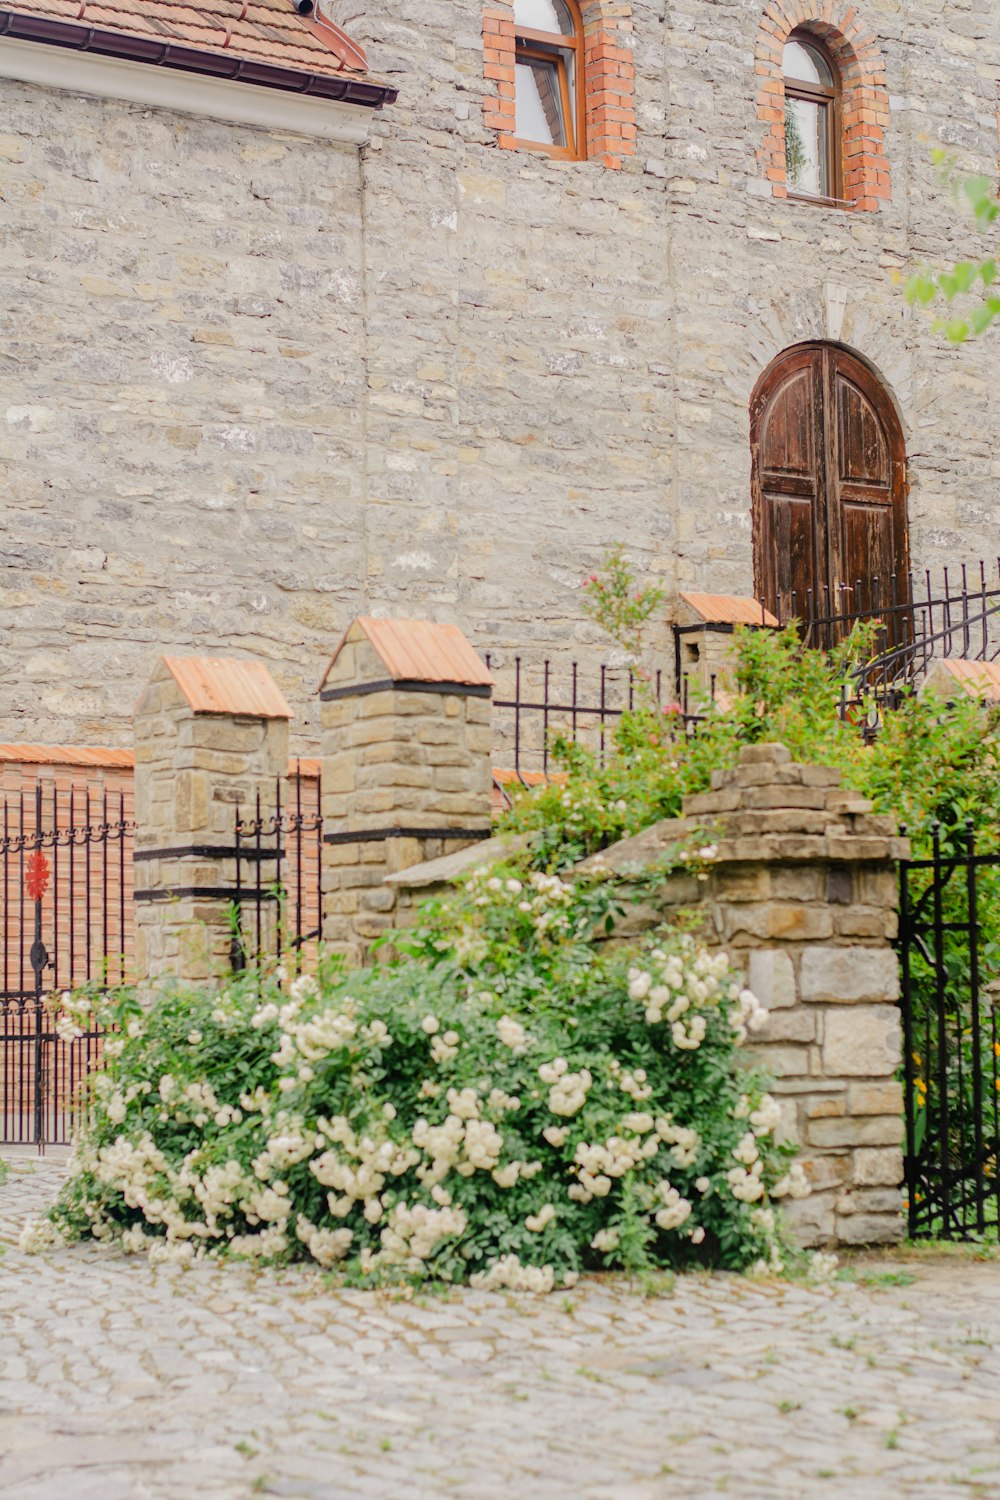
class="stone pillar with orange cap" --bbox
[317,617,493,964]
[673,592,779,710]
[133,655,291,987]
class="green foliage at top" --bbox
[905,154,1000,342]
[581,543,666,677]
[505,590,1000,871]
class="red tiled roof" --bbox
[0,743,135,768]
[288,756,322,779]
[160,656,294,718]
[679,592,779,628]
[321,617,494,692]
[921,658,1000,703]
[0,0,381,85]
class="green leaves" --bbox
[49,900,795,1284]
[580,544,666,687]
[905,157,1000,341]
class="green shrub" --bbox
[506,607,1000,871]
[48,870,803,1287]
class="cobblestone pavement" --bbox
[4,1156,1000,1500]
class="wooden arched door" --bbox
[750,344,908,629]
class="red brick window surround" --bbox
[756,2,890,210]
[483,0,636,170]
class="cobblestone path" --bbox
[4,1156,1000,1499]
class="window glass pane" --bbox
[515,55,568,146]
[514,0,575,36]
[783,39,833,87]
[785,95,828,197]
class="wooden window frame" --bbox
[513,8,586,162]
[783,30,844,209]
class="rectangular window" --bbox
[514,40,577,157]
[784,96,827,199]
[515,54,568,148]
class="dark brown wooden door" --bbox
[751,344,908,627]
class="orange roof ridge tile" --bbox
[319,617,494,691]
[0,744,135,768]
[921,657,1000,703]
[679,591,779,628]
[159,656,293,718]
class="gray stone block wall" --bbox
[590,740,908,1246]
[3,0,1000,745]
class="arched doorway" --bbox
[750,343,909,628]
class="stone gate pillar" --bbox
[318,617,493,964]
[687,742,908,1247]
[133,656,291,986]
[591,741,908,1248]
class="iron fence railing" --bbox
[777,559,1000,714]
[232,771,323,975]
[485,654,674,797]
[1,782,132,1147]
[899,821,1000,1241]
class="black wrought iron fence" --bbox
[776,559,1000,718]
[485,654,677,798]
[1,782,132,1147]
[232,771,323,974]
[899,822,1000,1241]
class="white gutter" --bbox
[0,37,373,143]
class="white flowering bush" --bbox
[48,868,807,1286]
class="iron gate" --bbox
[899,821,1000,1240]
[1,782,133,1148]
[232,772,323,974]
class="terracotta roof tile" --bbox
[921,658,1000,703]
[288,756,321,778]
[0,743,135,768]
[3,0,373,81]
[160,656,293,718]
[0,746,322,778]
[679,592,779,628]
[321,617,494,691]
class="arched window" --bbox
[783,32,841,203]
[513,0,584,160]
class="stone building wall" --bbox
[0,78,369,745]
[2,0,1000,746]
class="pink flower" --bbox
[662,701,682,717]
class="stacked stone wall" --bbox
[570,741,907,1246]
[320,626,493,962]
[133,661,290,984]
